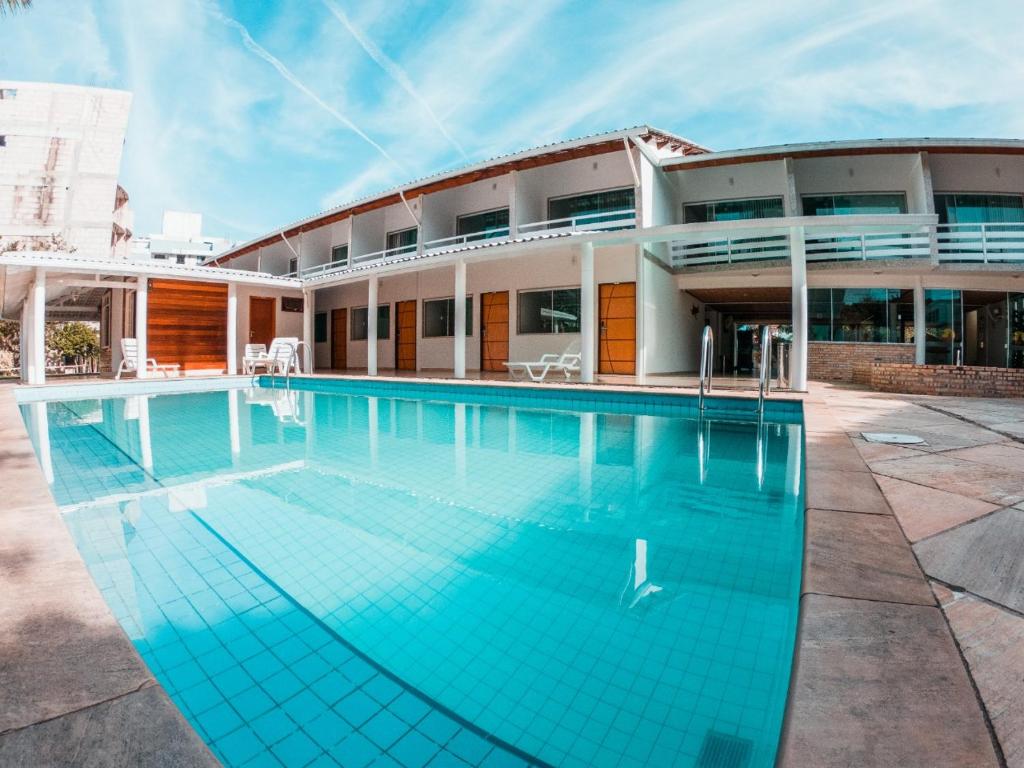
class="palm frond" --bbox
[1,0,33,15]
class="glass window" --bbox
[288,257,298,275]
[803,193,907,216]
[1010,293,1024,369]
[350,305,391,341]
[457,208,509,240]
[809,288,914,344]
[0,136,6,148]
[808,289,832,341]
[422,298,472,338]
[548,188,635,226]
[314,312,327,344]
[386,228,418,252]
[518,288,581,334]
[0,88,16,99]
[925,290,963,364]
[684,197,784,223]
[331,244,349,266]
[934,193,1024,224]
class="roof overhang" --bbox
[0,251,301,319]
[662,137,1024,172]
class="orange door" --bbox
[249,296,276,347]
[599,282,636,375]
[480,291,509,372]
[331,308,347,369]
[396,300,416,371]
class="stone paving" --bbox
[817,385,1024,768]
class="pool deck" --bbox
[0,376,1020,766]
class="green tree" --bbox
[49,322,99,370]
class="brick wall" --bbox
[809,342,915,384]
[869,364,1024,397]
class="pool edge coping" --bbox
[776,390,1002,767]
[0,385,221,766]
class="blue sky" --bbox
[4,0,1023,242]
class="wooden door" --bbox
[331,308,347,369]
[395,300,416,371]
[599,282,636,375]
[249,297,275,347]
[480,291,509,372]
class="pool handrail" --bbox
[758,325,772,414]
[698,325,714,411]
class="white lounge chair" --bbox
[115,339,181,379]
[246,337,300,376]
[504,342,582,383]
[241,344,267,374]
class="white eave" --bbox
[0,251,300,318]
[661,137,1024,169]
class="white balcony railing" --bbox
[804,227,932,262]
[671,234,790,266]
[936,223,1024,263]
[518,209,636,235]
[424,226,511,252]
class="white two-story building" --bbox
[207,127,1024,392]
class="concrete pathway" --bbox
[819,384,1024,768]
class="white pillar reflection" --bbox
[28,401,53,484]
[137,396,153,471]
[786,423,802,501]
[368,396,379,468]
[579,412,595,520]
[228,389,240,458]
[454,403,467,487]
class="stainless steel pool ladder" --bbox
[697,326,714,411]
[256,341,312,389]
[757,325,772,415]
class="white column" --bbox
[29,269,46,385]
[228,389,240,457]
[367,275,378,376]
[789,227,808,392]
[28,402,53,483]
[454,259,467,379]
[136,278,149,379]
[508,170,519,238]
[635,246,647,384]
[302,287,313,372]
[19,298,29,383]
[914,278,927,364]
[227,282,238,374]
[580,242,596,383]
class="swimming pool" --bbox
[20,379,804,768]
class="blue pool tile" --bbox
[215,725,264,765]
[233,685,277,721]
[335,690,379,729]
[334,732,378,768]
[361,709,408,750]
[281,689,327,726]
[388,692,431,727]
[271,729,322,768]
[251,708,299,746]
[444,730,492,766]
[311,671,357,706]
[305,708,349,750]
[264,668,306,704]
[388,730,440,768]
[363,675,403,707]
[201,700,245,741]
[415,710,459,746]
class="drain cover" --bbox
[862,432,926,445]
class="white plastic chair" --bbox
[246,337,300,376]
[242,344,267,374]
[115,339,181,379]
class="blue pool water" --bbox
[21,380,804,768]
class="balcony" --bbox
[936,223,1024,264]
[518,208,636,236]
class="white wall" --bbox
[673,160,789,214]
[422,176,511,243]
[929,153,1024,195]
[793,154,922,212]
[642,250,701,374]
[516,152,635,226]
